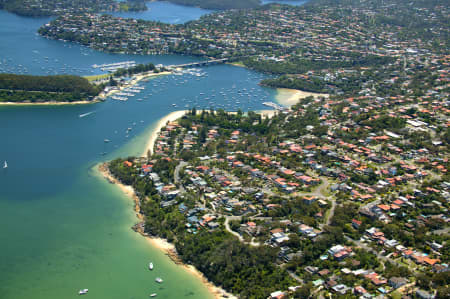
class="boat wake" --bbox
[79,111,96,118]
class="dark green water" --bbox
[0,6,279,299]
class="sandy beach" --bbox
[141,109,277,157]
[98,162,236,298]
[276,88,329,107]
[0,71,171,105]
[145,237,237,299]
[99,107,283,298]
[141,110,188,157]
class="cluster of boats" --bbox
[0,58,30,74]
[92,61,137,72]
[111,85,145,101]
[173,68,207,78]
[104,67,274,111]
[142,68,271,110]
[5,46,98,75]
[77,262,161,296]
[149,262,162,297]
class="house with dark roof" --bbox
[388,277,408,289]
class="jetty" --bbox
[92,61,137,72]
[262,101,286,111]
[167,58,229,69]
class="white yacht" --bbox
[78,289,88,295]
[149,262,153,270]
[155,277,163,283]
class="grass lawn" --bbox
[84,73,110,82]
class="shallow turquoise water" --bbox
[0,4,280,298]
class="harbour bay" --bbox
[0,3,285,298]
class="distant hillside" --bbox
[0,0,146,17]
[162,0,261,10]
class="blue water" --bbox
[0,4,279,298]
[0,4,204,76]
[262,0,307,6]
[109,1,212,23]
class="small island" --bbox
[0,74,103,104]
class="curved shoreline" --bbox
[0,71,172,106]
[141,108,277,158]
[97,161,236,299]
[98,71,172,101]
[99,107,279,299]
[141,110,188,157]
[275,87,329,107]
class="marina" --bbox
[263,101,287,111]
[92,61,137,72]
[0,5,279,299]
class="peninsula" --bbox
[106,97,449,298]
[0,62,170,104]
[38,0,448,98]
[0,0,147,17]
[163,0,260,10]
[2,0,447,297]
[0,74,103,104]
[89,1,448,297]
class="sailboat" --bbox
[3,161,7,169]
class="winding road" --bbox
[224,215,261,246]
